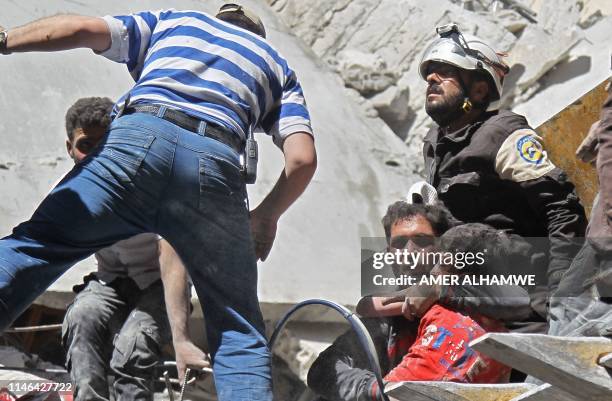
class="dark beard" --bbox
[425,88,465,127]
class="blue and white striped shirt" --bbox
[99,9,313,146]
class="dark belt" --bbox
[124,104,244,154]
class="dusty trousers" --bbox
[548,241,612,337]
[62,278,170,401]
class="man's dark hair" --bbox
[65,97,114,140]
[382,201,454,242]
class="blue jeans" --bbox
[0,111,272,401]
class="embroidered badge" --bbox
[516,135,545,165]
[496,129,556,182]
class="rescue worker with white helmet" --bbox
[418,24,587,331]
[420,23,509,126]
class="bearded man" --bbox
[419,24,586,326]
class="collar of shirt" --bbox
[424,111,497,147]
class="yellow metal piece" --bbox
[447,385,529,400]
[536,79,610,216]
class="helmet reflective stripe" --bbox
[419,25,507,111]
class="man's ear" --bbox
[470,80,490,103]
[66,139,74,158]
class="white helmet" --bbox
[419,23,509,111]
[406,181,438,205]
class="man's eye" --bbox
[430,66,457,78]
[390,235,435,249]
[390,236,409,249]
[411,235,435,248]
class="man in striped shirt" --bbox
[0,4,317,400]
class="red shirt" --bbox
[384,304,510,383]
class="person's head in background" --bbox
[382,201,454,277]
[435,222,517,275]
[65,97,114,164]
[215,3,266,38]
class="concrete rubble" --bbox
[268,0,612,174]
[0,346,67,383]
[1,0,610,395]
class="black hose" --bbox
[269,299,389,401]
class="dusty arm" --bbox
[159,239,210,380]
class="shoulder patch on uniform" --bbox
[495,129,556,182]
[516,134,546,164]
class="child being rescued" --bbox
[364,222,513,384]
[308,201,529,401]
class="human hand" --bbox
[173,340,211,382]
[250,207,278,261]
[576,120,600,164]
[382,284,440,320]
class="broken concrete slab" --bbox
[494,9,529,34]
[511,383,584,401]
[529,0,612,30]
[535,0,582,34]
[600,353,612,369]
[0,346,68,385]
[507,24,580,94]
[470,333,612,401]
[513,16,612,127]
[336,50,397,96]
[370,84,412,136]
[385,381,534,401]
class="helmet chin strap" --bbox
[454,68,474,114]
[457,68,494,114]
[461,97,473,113]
